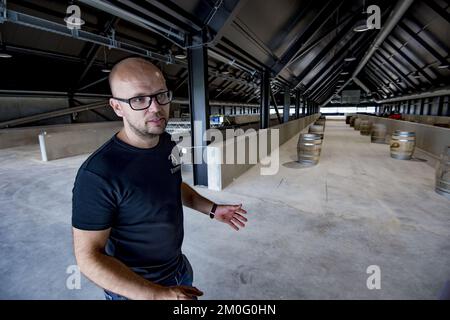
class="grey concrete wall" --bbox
[0,121,123,149]
[401,114,450,126]
[351,113,450,126]
[38,126,192,162]
[39,123,124,161]
[272,115,320,145]
[358,115,450,160]
[71,98,119,123]
[207,114,320,190]
[73,108,118,123]
[0,97,71,126]
[0,97,119,127]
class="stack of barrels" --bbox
[359,120,371,136]
[345,115,352,125]
[308,116,326,139]
[346,115,387,144]
[297,116,326,166]
[344,114,450,199]
[354,118,362,130]
[309,125,324,139]
[315,116,326,127]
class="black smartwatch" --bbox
[209,203,217,219]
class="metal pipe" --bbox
[0,90,111,98]
[173,98,259,107]
[5,45,95,64]
[79,0,185,42]
[323,85,450,106]
[0,90,69,97]
[269,88,282,124]
[352,0,414,78]
[353,77,371,94]
[209,70,258,88]
[3,8,184,65]
[204,0,224,26]
[0,101,108,128]
[373,86,450,103]
[78,76,109,92]
[208,49,256,75]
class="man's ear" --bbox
[109,98,124,118]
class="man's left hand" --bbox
[214,204,248,231]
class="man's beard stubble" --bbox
[125,117,167,140]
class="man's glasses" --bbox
[112,90,173,110]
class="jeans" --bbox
[104,254,194,300]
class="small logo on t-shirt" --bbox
[169,153,181,174]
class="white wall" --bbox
[207,114,320,190]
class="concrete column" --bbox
[260,69,270,129]
[187,33,210,186]
[283,87,290,123]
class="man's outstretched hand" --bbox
[152,284,204,300]
[214,204,248,231]
[165,286,203,300]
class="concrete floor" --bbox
[0,120,449,299]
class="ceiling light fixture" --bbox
[412,71,421,79]
[101,47,111,73]
[344,57,356,62]
[353,0,371,32]
[64,11,85,28]
[437,64,449,69]
[353,21,370,32]
[0,32,12,59]
[0,51,12,59]
[174,52,187,60]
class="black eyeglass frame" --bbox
[112,90,173,110]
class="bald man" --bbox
[72,57,248,300]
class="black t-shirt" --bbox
[72,131,184,280]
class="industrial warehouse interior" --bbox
[0,0,449,302]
